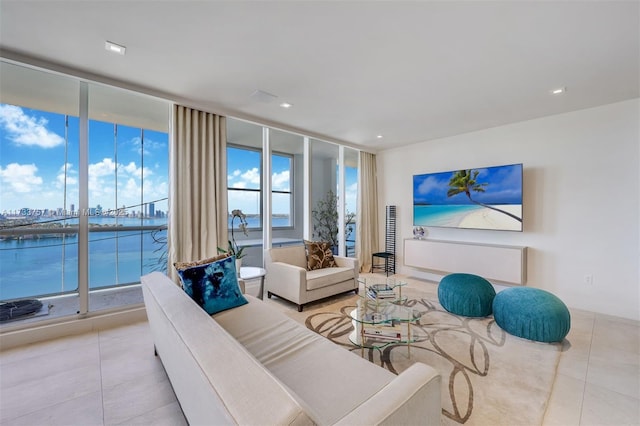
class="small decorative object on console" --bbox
[413,226,425,239]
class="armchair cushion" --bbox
[306,267,356,291]
[304,240,337,270]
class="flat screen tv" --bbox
[413,163,523,231]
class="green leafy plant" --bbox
[311,190,355,253]
[447,169,522,223]
[217,209,249,259]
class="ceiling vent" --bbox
[250,90,278,103]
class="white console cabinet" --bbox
[404,238,527,285]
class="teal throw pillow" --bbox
[177,255,248,315]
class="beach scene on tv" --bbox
[413,163,523,231]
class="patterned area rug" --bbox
[283,276,561,425]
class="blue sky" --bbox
[226,146,358,216]
[413,164,522,205]
[1,104,358,217]
[0,104,168,215]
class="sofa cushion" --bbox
[213,297,395,425]
[173,252,231,272]
[176,255,248,315]
[305,266,354,291]
[304,240,337,270]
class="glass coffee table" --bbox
[358,276,408,302]
[349,296,421,357]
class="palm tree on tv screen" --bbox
[447,169,522,222]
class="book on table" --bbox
[367,284,396,299]
[362,322,408,341]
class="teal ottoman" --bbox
[438,273,496,317]
[493,287,571,343]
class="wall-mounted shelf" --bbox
[404,238,527,285]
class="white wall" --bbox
[378,99,640,321]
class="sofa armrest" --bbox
[333,363,441,426]
[265,261,307,301]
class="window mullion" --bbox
[78,81,89,316]
[262,127,271,248]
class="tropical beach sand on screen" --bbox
[458,205,522,230]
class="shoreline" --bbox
[458,205,522,230]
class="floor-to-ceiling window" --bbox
[310,139,342,253]
[0,61,169,326]
[343,147,359,257]
[226,119,300,267]
[225,118,359,266]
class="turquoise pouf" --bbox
[438,273,496,317]
[493,287,571,343]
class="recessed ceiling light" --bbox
[550,87,566,95]
[376,135,383,139]
[279,102,293,109]
[105,41,126,55]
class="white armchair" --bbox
[264,245,359,311]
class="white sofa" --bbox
[141,271,441,425]
[264,245,359,311]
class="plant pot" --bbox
[236,258,242,274]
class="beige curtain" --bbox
[168,105,228,282]
[356,152,378,273]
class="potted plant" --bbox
[218,209,249,271]
[311,190,355,254]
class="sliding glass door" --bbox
[0,60,169,325]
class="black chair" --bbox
[371,206,396,276]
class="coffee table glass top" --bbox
[358,276,407,290]
[351,297,421,325]
[358,276,407,302]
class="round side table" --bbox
[239,266,267,300]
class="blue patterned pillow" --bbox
[176,255,248,315]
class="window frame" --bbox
[226,144,294,230]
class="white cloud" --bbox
[56,163,78,187]
[242,167,260,185]
[131,136,166,156]
[345,182,358,212]
[82,158,166,210]
[272,170,290,191]
[417,175,444,195]
[123,162,138,175]
[121,178,139,201]
[89,158,116,177]
[0,104,64,148]
[0,163,43,193]
[228,167,260,189]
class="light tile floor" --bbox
[543,308,640,425]
[1,279,638,425]
[0,321,186,426]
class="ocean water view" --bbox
[414,205,482,227]
[0,215,312,301]
[0,217,167,300]
[0,213,356,301]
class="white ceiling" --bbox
[0,1,638,152]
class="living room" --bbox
[0,1,638,425]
